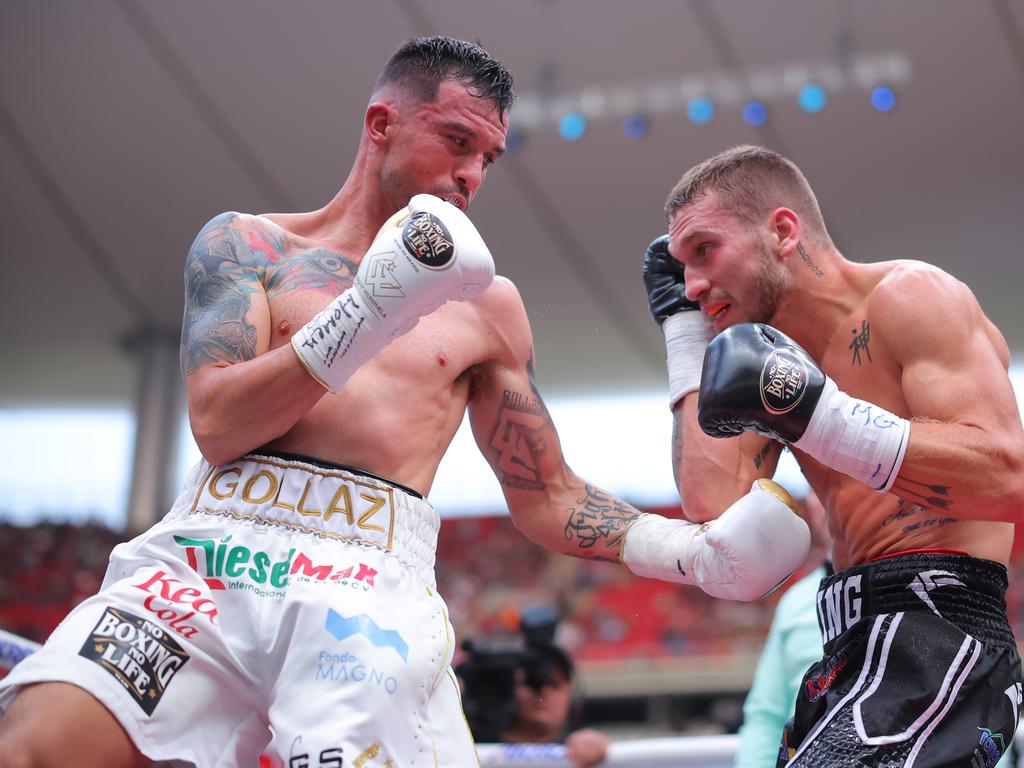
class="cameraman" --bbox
[457,607,610,768]
[500,641,609,768]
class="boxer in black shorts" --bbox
[645,145,1024,766]
[784,551,1021,766]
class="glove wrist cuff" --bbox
[664,312,713,408]
[794,379,910,491]
[291,288,385,393]
[621,513,697,585]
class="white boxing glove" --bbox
[292,194,495,392]
[621,479,810,601]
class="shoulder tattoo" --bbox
[180,214,264,374]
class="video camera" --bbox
[455,604,572,743]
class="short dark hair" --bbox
[665,145,833,247]
[375,36,515,123]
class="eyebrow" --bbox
[669,222,717,244]
[440,120,506,157]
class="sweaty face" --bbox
[668,191,788,330]
[379,79,507,213]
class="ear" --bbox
[365,102,396,146]
[769,207,801,258]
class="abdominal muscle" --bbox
[263,303,487,496]
[803,462,1013,571]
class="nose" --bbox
[684,272,710,302]
[454,157,485,197]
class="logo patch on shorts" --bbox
[759,349,809,414]
[79,606,189,715]
[402,211,454,269]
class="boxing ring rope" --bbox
[2,627,1021,767]
[0,628,40,674]
[477,736,739,767]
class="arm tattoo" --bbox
[180,215,262,375]
[671,410,685,485]
[489,388,549,490]
[891,476,953,510]
[752,440,773,469]
[849,320,872,365]
[564,484,639,561]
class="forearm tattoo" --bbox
[671,410,685,485]
[489,388,549,490]
[180,214,262,374]
[753,440,773,470]
[564,484,638,561]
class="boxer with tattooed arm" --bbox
[0,41,807,768]
[649,144,1024,767]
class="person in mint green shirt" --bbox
[735,564,829,767]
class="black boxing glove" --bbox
[698,323,910,491]
[641,235,712,407]
[642,235,700,323]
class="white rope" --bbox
[477,735,740,767]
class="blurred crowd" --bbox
[3,516,1024,667]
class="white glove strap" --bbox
[291,287,387,393]
[794,378,910,491]
[664,312,713,408]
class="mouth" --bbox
[440,194,466,211]
[703,301,730,322]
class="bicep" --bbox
[180,214,271,378]
[467,355,570,495]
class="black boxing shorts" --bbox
[779,551,1022,767]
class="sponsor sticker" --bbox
[79,607,189,715]
[759,349,808,414]
[402,211,454,268]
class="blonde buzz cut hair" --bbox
[665,145,833,247]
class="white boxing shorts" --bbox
[0,452,478,768]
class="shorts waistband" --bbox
[184,453,439,583]
[255,449,424,499]
[817,552,1014,651]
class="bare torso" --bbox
[792,261,1013,570]
[248,212,514,495]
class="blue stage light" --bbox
[621,115,648,139]
[687,98,715,125]
[558,112,587,141]
[870,86,896,113]
[742,100,768,127]
[798,83,828,113]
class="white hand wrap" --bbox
[794,378,910,491]
[291,195,495,392]
[664,311,714,408]
[621,479,810,601]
